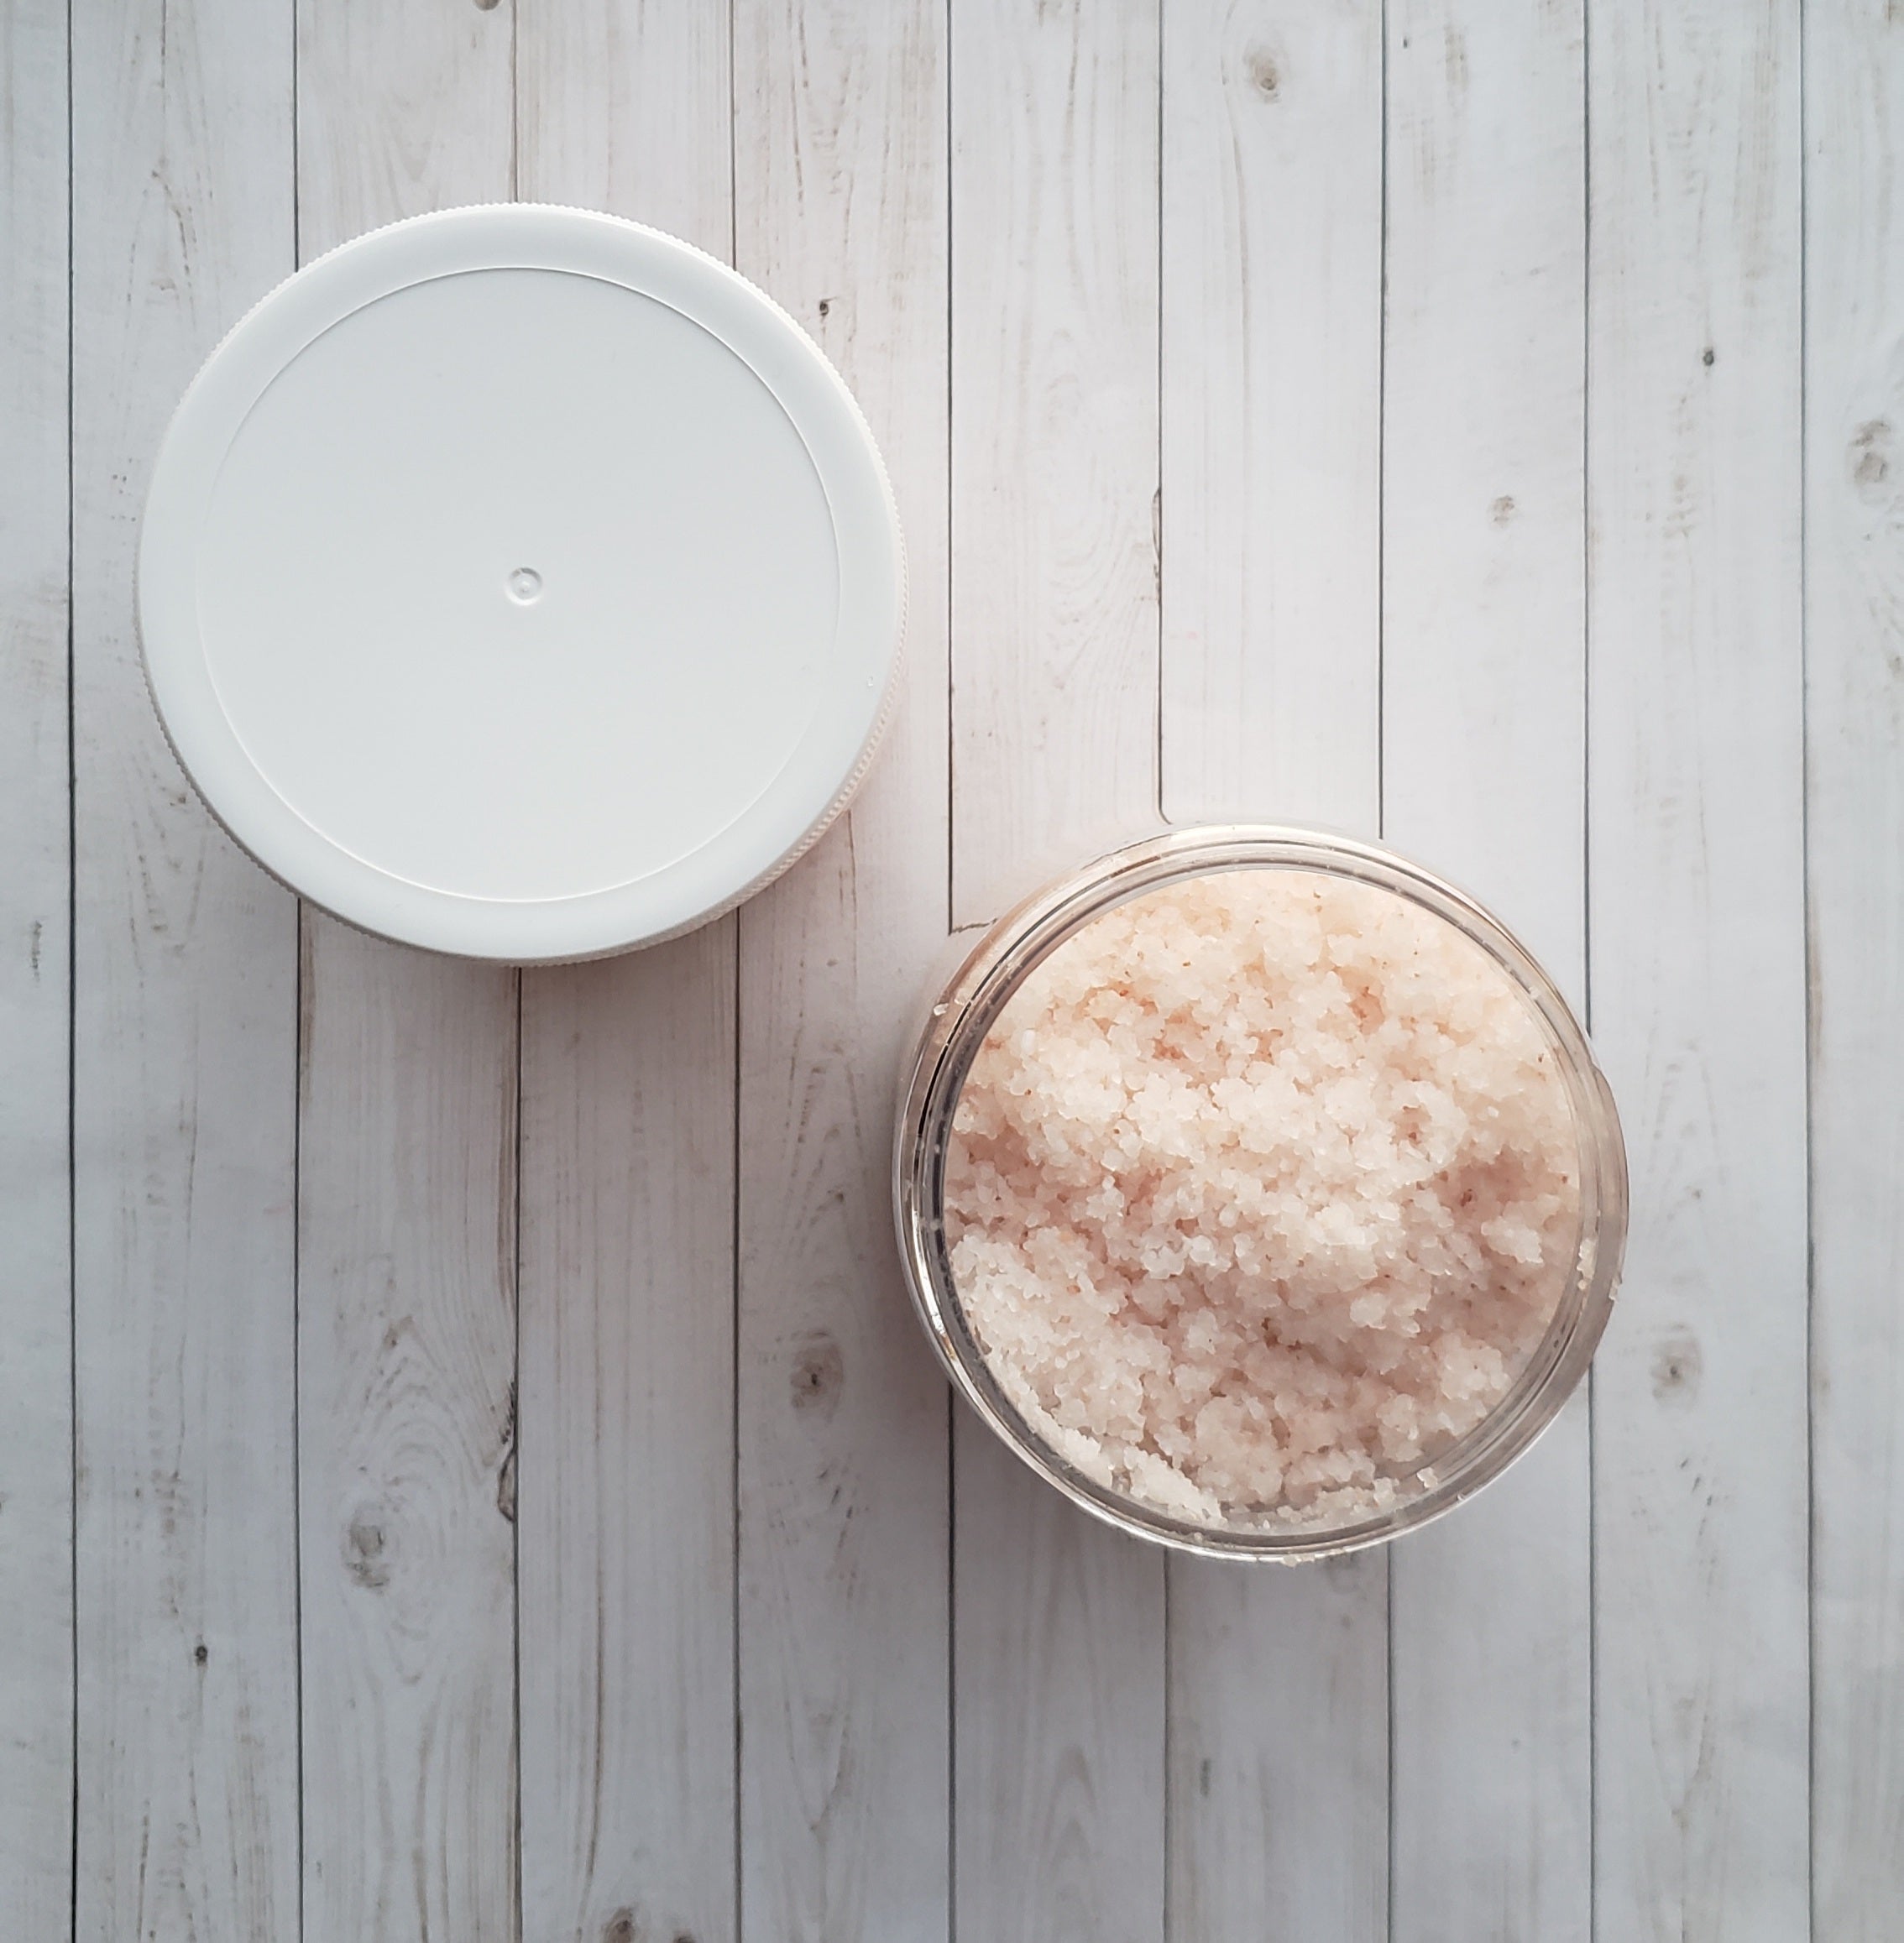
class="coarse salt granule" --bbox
[941,867,1582,1533]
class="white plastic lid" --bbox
[139,204,904,961]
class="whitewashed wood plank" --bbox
[70,1,302,1937]
[954,1434,1166,1943]
[1807,2,1904,1929]
[517,0,730,241]
[1588,4,1809,1936]
[516,941,736,1943]
[731,2,950,1935]
[1159,0,1383,834]
[1158,7,1388,1938]
[292,8,520,1939]
[296,932,520,1943]
[1167,1557,1387,1943]
[950,0,1162,918]
[1381,7,1591,1939]
[296,0,515,240]
[950,4,1165,1938]
[514,10,739,1941]
[0,2,72,1933]
[1383,0,1586,990]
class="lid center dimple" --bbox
[506,566,543,604]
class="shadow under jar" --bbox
[892,827,1627,1561]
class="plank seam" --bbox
[1155,4,1170,1938]
[944,1,959,1935]
[731,911,744,1943]
[1378,6,1394,1938]
[943,0,955,943]
[506,40,523,1939]
[65,0,78,1934]
[1153,0,1165,835]
[290,16,308,1940]
[1798,2,1816,1930]
[511,968,524,1943]
[727,25,743,1941]
[1581,6,1596,1939]
[1376,0,1389,851]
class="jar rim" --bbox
[892,824,1629,1561]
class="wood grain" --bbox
[518,0,732,240]
[296,932,520,1943]
[294,0,515,243]
[1588,3,1810,1936]
[732,1,952,1935]
[70,1,302,1937]
[515,7,740,1940]
[1806,2,1904,1932]
[1382,5,1592,1937]
[950,4,1166,1940]
[293,5,520,1939]
[516,942,736,1943]
[0,0,72,1933]
[1158,8,1389,1939]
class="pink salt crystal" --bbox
[941,868,1582,1533]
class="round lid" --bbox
[139,204,904,961]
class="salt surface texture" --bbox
[942,868,1582,1532]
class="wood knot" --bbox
[1851,419,1893,494]
[1650,1330,1702,1405]
[1490,494,1516,525]
[790,1331,845,1418]
[194,1642,208,1665]
[1701,346,1716,366]
[345,1508,392,1590]
[600,1914,636,1943]
[818,298,832,318]
[1243,44,1281,101]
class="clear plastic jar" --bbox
[892,827,1627,1560]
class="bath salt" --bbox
[941,867,1582,1532]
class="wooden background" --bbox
[2,0,1898,1936]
